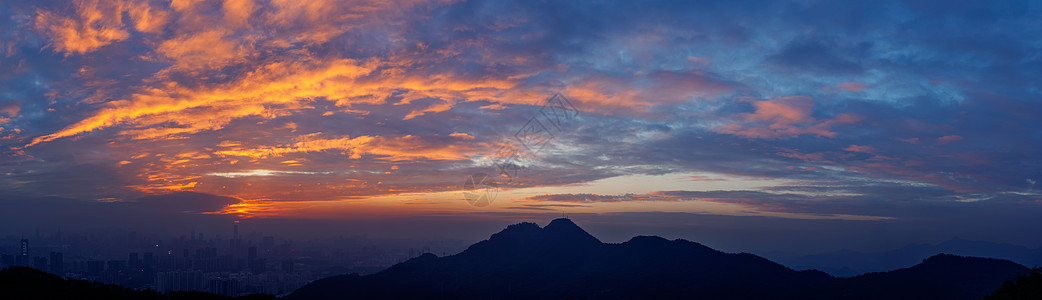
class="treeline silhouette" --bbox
[986,267,1042,299]
[0,266,277,300]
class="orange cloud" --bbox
[0,100,20,116]
[366,135,473,161]
[26,0,603,148]
[126,1,169,33]
[156,30,250,71]
[34,0,130,55]
[937,135,964,144]
[26,57,376,146]
[214,134,472,161]
[25,49,558,147]
[562,70,737,115]
[449,132,475,140]
[844,144,875,153]
[215,134,375,159]
[222,0,256,29]
[717,96,860,139]
[776,148,830,163]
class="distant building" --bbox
[86,260,105,276]
[208,275,242,297]
[281,260,294,273]
[248,246,264,274]
[128,253,139,270]
[250,259,266,274]
[155,271,203,293]
[49,252,63,274]
[262,237,274,250]
[107,260,126,272]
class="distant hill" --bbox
[288,218,1028,300]
[773,238,1042,277]
[0,266,277,300]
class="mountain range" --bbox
[769,238,1042,277]
[288,218,1029,299]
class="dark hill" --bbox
[830,254,1029,299]
[288,218,1028,299]
[776,237,1042,277]
[985,267,1042,299]
[0,266,276,300]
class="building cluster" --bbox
[0,222,464,297]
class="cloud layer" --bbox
[0,0,1039,248]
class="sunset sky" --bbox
[1,0,1040,252]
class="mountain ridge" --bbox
[773,237,1042,277]
[289,219,1029,300]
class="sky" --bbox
[1,0,1041,253]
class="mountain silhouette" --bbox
[0,266,276,300]
[774,237,1042,277]
[985,267,1042,299]
[288,218,1028,299]
[834,254,1030,299]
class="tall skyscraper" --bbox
[129,253,140,270]
[248,246,263,274]
[231,221,241,251]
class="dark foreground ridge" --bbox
[0,266,277,300]
[288,218,1029,300]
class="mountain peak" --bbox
[545,218,578,229]
[543,218,600,245]
[485,221,541,242]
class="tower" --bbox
[231,221,240,251]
